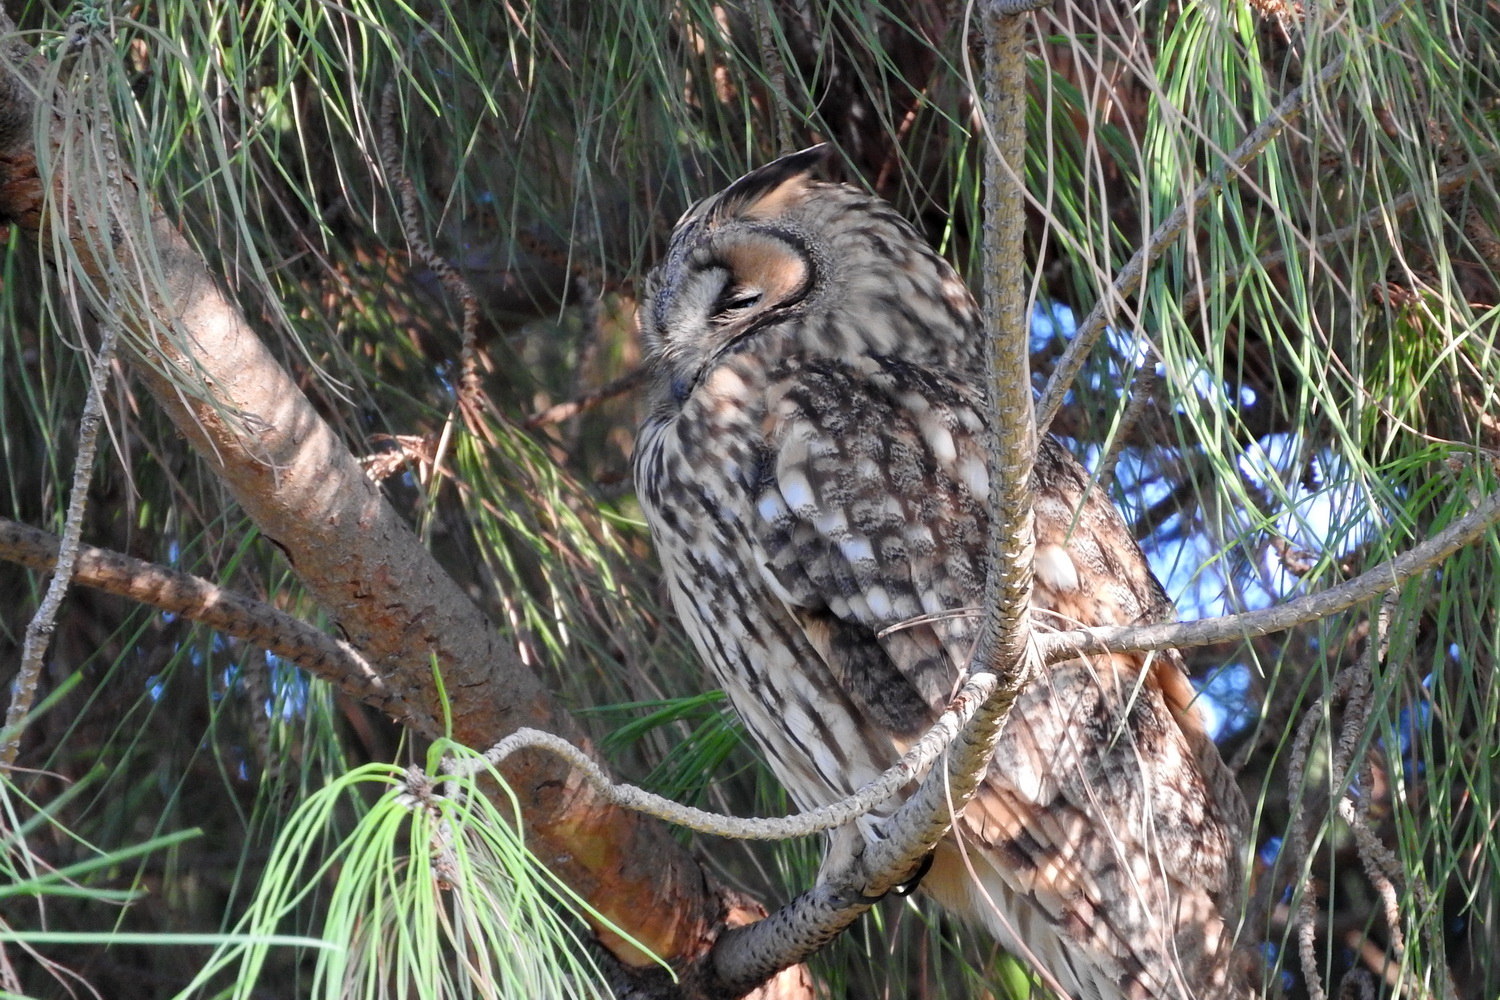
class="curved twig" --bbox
[452,671,997,844]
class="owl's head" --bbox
[638,146,982,407]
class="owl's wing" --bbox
[751,356,1247,999]
[751,353,1183,728]
[752,355,992,737]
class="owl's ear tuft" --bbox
[712,144,831,223]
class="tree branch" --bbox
[972,0,1039,687]
[433,467,1500,839]
[698,3,1049,991]
[1034,478,1500,665]
[0,15,748,979]
[0,515,416,722]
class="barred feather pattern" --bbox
[633,147,1250,1000]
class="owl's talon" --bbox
[847,849,930,905]
[892,851,934,896]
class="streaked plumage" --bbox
[633,147,1248,1000]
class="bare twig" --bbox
[1094,349,1159,491]
[1033,479,1500,665]
[3,22,119,769]
[0,516,417,724]
[524,367,649,428]
[4,315,118,767]
[1284,579,1459,1000]
[750,3,797,153]
[378,20,484,422]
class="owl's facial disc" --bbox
[709,229,811,322]
[649,225,814,403]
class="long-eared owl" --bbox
[633,147,1249,1000]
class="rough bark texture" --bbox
[0,23,807,995]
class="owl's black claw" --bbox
[846,850,934,906]
[892,851,934,896]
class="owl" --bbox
[633,146,1249,1000]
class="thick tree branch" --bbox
[0,16,755,981]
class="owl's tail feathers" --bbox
[920,781,1254,1000]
